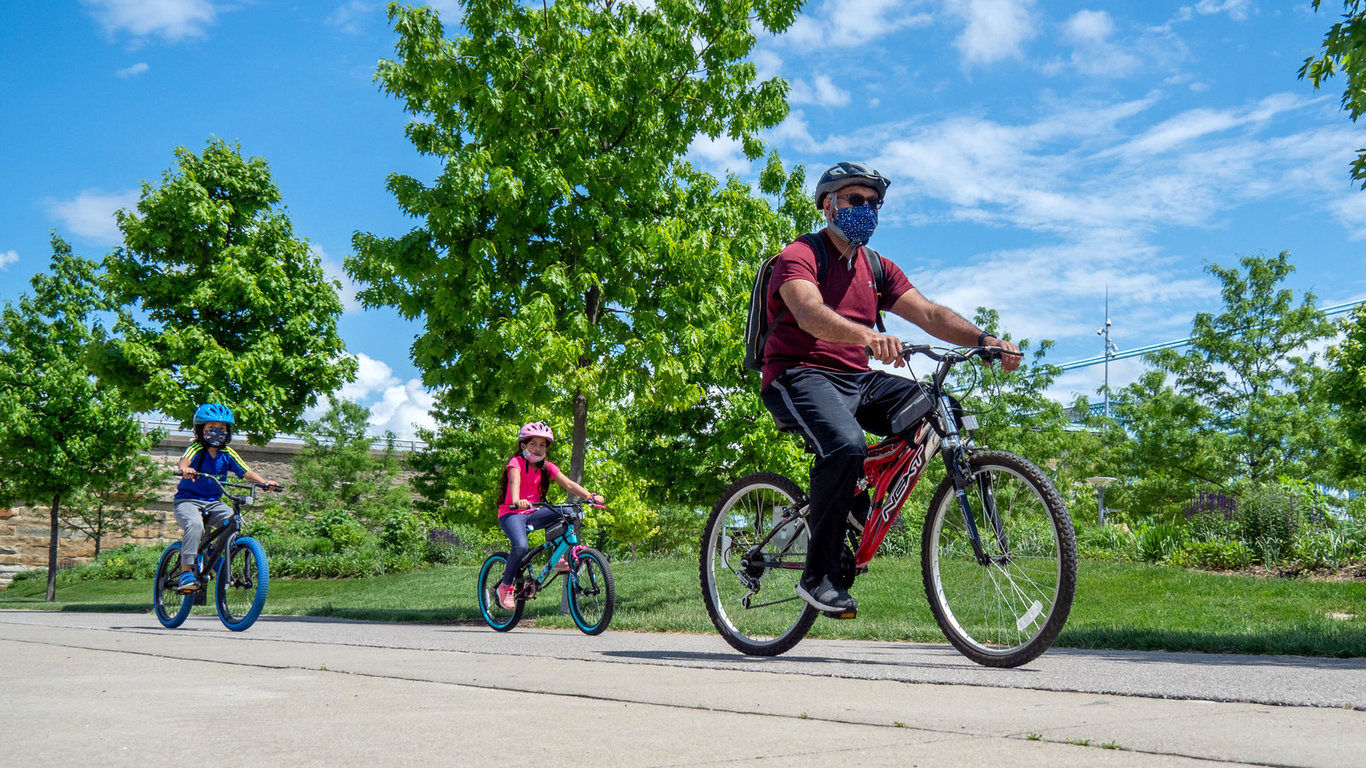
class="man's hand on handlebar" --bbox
[865,330,905,368]
[980,335,1022,373]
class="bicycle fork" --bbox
[938,398,1008,567]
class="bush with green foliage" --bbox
[1076,522,1139,561]
[1238,484,1302,563]
[1136,522,1186,564]
[1169,539,1255,570]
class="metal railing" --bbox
[138,418,429,453]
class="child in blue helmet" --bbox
[172,403,279,593]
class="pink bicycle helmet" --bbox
[518,422,554,443]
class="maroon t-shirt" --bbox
[761,230,914,389]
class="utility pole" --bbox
[1096,286,1118,418]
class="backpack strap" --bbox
[866,247,888,334]
[764,233,887,352]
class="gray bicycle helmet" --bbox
[813,161,891,209]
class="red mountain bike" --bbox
[700,344,1077,667]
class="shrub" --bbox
[1169,539,1254,570]
[314,509,368,550]
[380,511,424,554]
[1185,490,1237,521]
[1137,522,1186,564]
[1187,510,1239,543]
[1238,484,1301,563]
[1076,522,1138,561]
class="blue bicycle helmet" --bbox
[192,403,235,425]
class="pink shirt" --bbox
[761,230,914,389]
[498,455,561,517]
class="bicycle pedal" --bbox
[821,609,857,620]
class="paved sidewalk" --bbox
[2,611,1363,767]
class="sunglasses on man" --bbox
[835,192,883,209]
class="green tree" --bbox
[347,0,802,484]
[93,138,356,441]
[289,400,412,530]
[1322,304,1366,486]
[1301,0,1366,187]
[0,235,158,601]
[1115,253,1336,516]
[63,450,164,558]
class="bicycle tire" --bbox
[477,552,523,631]
[921,450,1077,667]
[153,543,193,628]
[700,472,818,656]
[565,547,615,635]
[215,536,269,631]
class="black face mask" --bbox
[204,427,230,447]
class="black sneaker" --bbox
[795,575,856,613]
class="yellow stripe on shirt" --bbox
[223,446,252,474]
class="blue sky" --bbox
[3,0,1364,437]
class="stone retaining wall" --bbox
[0,436,310,588]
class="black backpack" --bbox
[743,232,888,371]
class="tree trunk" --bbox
[46,493,60,603]
[570,388,588,485]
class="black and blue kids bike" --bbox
[478,500,615,635]
[153,471,280,631]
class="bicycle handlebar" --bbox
[172,469,284,493]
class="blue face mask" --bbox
[831,203,879,246]
[204,427,230,447]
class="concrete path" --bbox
[2,610,1363,767]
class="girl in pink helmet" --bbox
[495,421,605,609]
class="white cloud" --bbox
[751,49,783,80]
[687,133,751,177]
[116,62,149,78]
[1063,9,1113,44]
[81,0,217,42]
[788,75,851,107]
[303,353,435,439]
[945,0,1037,67]
[785,0,933,48]
[0,250,17,270]
[1045,10,1142,79]
[1191,0,1250,21]
[327,0,373,35]
[1329,192,1366,241]
[1117,93,1304,157]
[368,379,436,439]
[46,189,139,246]
[313,245,362,313]
[337,353,399,403]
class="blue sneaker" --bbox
[176,571,200,594]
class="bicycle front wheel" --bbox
[215,537,269,631]
[477,553,523,631]
[566,547,615,635]
[700,473,817,656]
[922,450,1077,667]
[153,543,192,628]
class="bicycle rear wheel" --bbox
[700,473,817,656]
[921,450,1077,667]
[215,537,269,631]
[477,553,523,631]
[153,543,192,628]
[565,547,614,635]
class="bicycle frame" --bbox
[514,502,596,594]
[852,346,1004,569]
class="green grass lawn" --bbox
[3,557,1363,656]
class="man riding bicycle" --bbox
[759,161,1021,615]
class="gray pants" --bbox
[173,499,234,567]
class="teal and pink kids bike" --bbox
[478,500,615,635]
[154,471,281,631]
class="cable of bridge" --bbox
[1058,299,1364,372]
